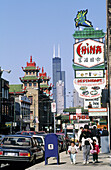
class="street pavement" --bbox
[26,150,111,170]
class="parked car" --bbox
[33,134,47,151]
[36,131,46,135]
[15,131,37,135]
[56,133,66,151]
[0,135,5,144]
[0,134,44,166]
[67,132,79,146]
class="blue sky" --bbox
[0,0,106,106]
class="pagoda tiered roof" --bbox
[20,76,41,82]
[9,84,26,94]
[22,56,40,72]
[39,67,51,80]
[73,27,105,39]
[40,83,53,88]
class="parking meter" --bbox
[45,133,59,165]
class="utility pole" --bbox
[14,90,16,132]
[0,68,2,124]
[34,95,36,131]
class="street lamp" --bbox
[1,69,11,74]
[14,90,16,131]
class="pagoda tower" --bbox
[38,67,53,131]
[39,67,53,96]
[20,56,41,131]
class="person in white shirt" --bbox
[78,127,83,150]
[68,141,78,164]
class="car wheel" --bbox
[42,151,45,160]
[32,156,36,165]
[10,162,16,167]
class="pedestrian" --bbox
[68,141,78,164]
[78,127,83,151]
[65,134,70,153]
[88,102,92,108]
[79,124,92,165]
[101,127,109,136]
[90,139,100,163]
[91,125,99,145]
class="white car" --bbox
[33,134,46,151]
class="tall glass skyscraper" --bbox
[52,46,66,111]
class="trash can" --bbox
[45,133,59,165]
[100,136,109,153]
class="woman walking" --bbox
[79,124,92,165]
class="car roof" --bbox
[4,134,32,138]
[33,135,45,138]
[56,133,65,135]
[21,131,35,132]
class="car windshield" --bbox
[57,135,62,140]
[2,137,31,146]
[36,137,43,144]
[67,134,74,139]
[22,132,35,135]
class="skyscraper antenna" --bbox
[58,44,60,58]
[53,45,55,58]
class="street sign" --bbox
[13,122,17,127]
[76,109,81,116]
[51,102,56,113]
[5,122,12,127]
[88,108,107,116]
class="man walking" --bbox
[79,124,92,164]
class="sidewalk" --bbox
[26,150,111,170]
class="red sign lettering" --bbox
[77,42,102,57]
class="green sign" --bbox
[5,122,12,127]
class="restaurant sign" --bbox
[88,108,107,116]
[74,39,104,68]
[73,78,106,99]
[75,70,104,78]
[84,98,101,109]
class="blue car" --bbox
[0,135,5,144]
[0,134,44,166]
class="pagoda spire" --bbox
[42,67,44,73]
[30,56,32,63]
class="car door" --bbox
[33,137,43,158]
[32,138,39,159]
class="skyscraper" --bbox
[73,88,84,107]
[52,45,66,112]
[56,80,64,114]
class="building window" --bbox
[2,88,4,98]
[29,71,31,75]
[33,71,35,75]
[2,105,4,115]
[29,82,32,87]
[34,82,36,86]
[26,71,28,75]
[30,111,33,120]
